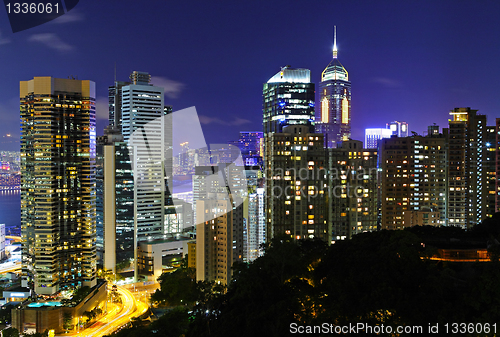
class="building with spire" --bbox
[316,26,351,148]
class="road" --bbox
[5,235,21,242]
[56,285,149,337]
[0,261,21,274]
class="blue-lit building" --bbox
[231,132,264,167]
[315,27,351,148]
[262,66,315,136]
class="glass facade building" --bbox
[20,77,97,295]
[262,66,315,137]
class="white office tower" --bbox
[121,71,166,280]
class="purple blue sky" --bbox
[0,0,499,151]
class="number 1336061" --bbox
[6,3,59,14]
[444,323,496,334]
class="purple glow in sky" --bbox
[0,0,499,151]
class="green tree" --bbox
[151,261,198,307]
[2,327,19,337]
[62,312,73,331]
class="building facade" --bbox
[96,128,134,272]
[120,71,168,280]
[265,126,328,242]
[381,135,447,230]
[445,108,486,228]
[20,77,97,294]
[485,125,497,218]
[329,140,378,241]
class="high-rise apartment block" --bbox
[381,135,447,230]
[196,196,242,285]
[193,164,245,284]
[265,126,328,241]
[20,77,97,294]
[316,27,351,148]
[445,108,486,228]
[328,140,378,241]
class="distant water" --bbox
[0,190,21,235]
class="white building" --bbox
[121,71,167,281]
[365,128,392,149]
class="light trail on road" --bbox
[55,285,148,337]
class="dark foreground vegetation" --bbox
[107,214,500,337]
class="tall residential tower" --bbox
[20,77,97,295]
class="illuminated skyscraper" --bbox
[20,77,97,294]
[121,71,168,281]
[316,26,351,148]
[262,66,315,137]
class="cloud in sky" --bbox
[371,77,402,88]
[0,31,11,45]
[199,115,251,126]
[28,33,74,52]
[151,76,185,99]
[50,11,84,24]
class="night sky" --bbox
[0,0,499,151]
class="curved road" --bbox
[56,285,149,337]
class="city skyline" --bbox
[0,1,500,151]
[3,1,500,335]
